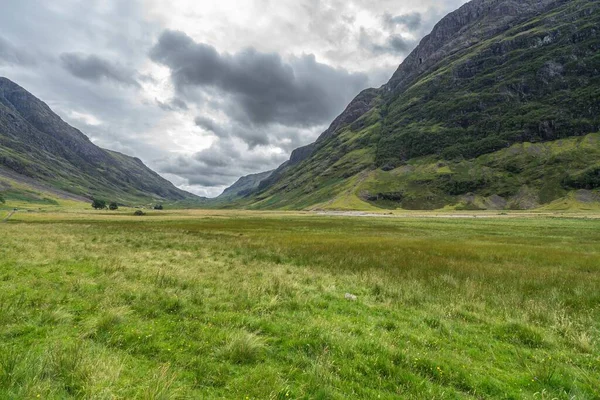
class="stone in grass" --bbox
[345,293,358,301]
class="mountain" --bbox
[0,77,201,205]
[239,0,600,211]
[216,170,273,203]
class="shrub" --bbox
[134,210,145,216]
[0,192,4,204]
[91,199,107,210]
[109,202,119,210]
[562,166,600,190]
[154,204,164,210]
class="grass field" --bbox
[1,210,599,399]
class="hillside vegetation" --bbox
[237,0,600,211]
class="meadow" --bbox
[0,209,599,399]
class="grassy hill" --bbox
[0,77,202,206]
[241,0,600,211]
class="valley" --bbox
[1,0,599,398]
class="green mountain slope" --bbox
[215,170,273,204]
[242,0,600,211]
[0,77,202,205]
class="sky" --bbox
[0,0,467,197]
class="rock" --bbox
[575,190,600,203]
[385,0,558,95]
[345,293,358,301]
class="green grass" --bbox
[1,210,599,398]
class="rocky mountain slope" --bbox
[0,77,200,205]
[234,0,600,210]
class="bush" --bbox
[134,210,145,216]
[109,202,119,210]
[0,193,5,204]
[91,199,107,210]
[154,204,164,210]
[562,166,600,190]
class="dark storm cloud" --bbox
[149,30,369,127]
[60,53,140,87]
[0,36,36,66]
[383,12,422,31]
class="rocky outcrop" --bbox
[315,88,380,143]
[384,0,561,95]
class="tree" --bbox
[154,204,163,210]
[134,210,145,216]
[109,202,119,210]
[0,193,5,204]
[91,199,107,210]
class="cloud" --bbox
[383,12,422,31]
[60,52,140,87]
[68,110,103,126]
[0,36,36,66]
[194,115,318,150]
[359,28,415,55]
[156,136,288,189]
[150,30,369,127]
[157,97,188,111]
[194,116,226,137]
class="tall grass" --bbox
[0,211,598,398]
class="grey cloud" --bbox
[150,30,369,127]
[157,98,188,111]
[383,12,422,31]
[60,52,140,87]
[157,137,288,188]
[171,98,188,110]
[194,116,315,150]
[303,1,355,47]
[194,116,226,137]
[386,35,413,53]
[359,28,414,56]
[0,36,36,66]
